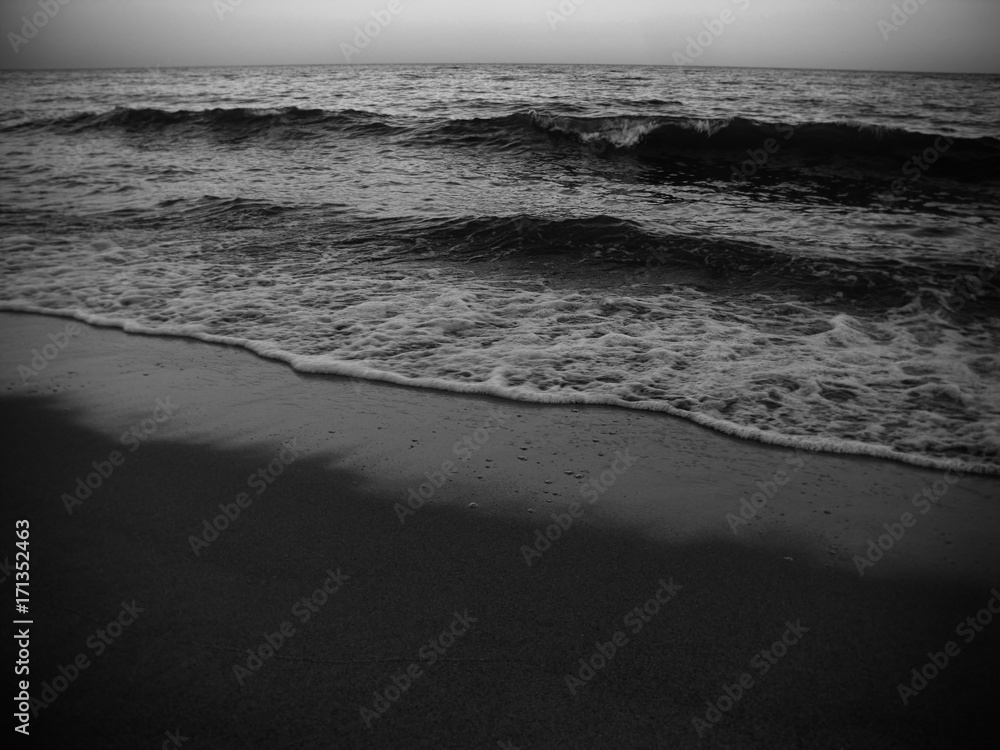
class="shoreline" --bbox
[3,310,999,748]
[5,309,998,583]
[4,304,997,476]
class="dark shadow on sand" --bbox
[2,394,997,750]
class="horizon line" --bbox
[1,61,997,77]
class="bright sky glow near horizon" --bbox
[1,0,998,73]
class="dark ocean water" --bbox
[1,64,998,472]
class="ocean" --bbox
[1,64,998,473]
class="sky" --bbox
[1,0,998,73]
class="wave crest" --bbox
[9,105,998,177]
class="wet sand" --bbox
[2,311,998,749]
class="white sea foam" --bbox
[530,112,662,149]
[2,234,998,474]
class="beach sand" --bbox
[2,310,998,749]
